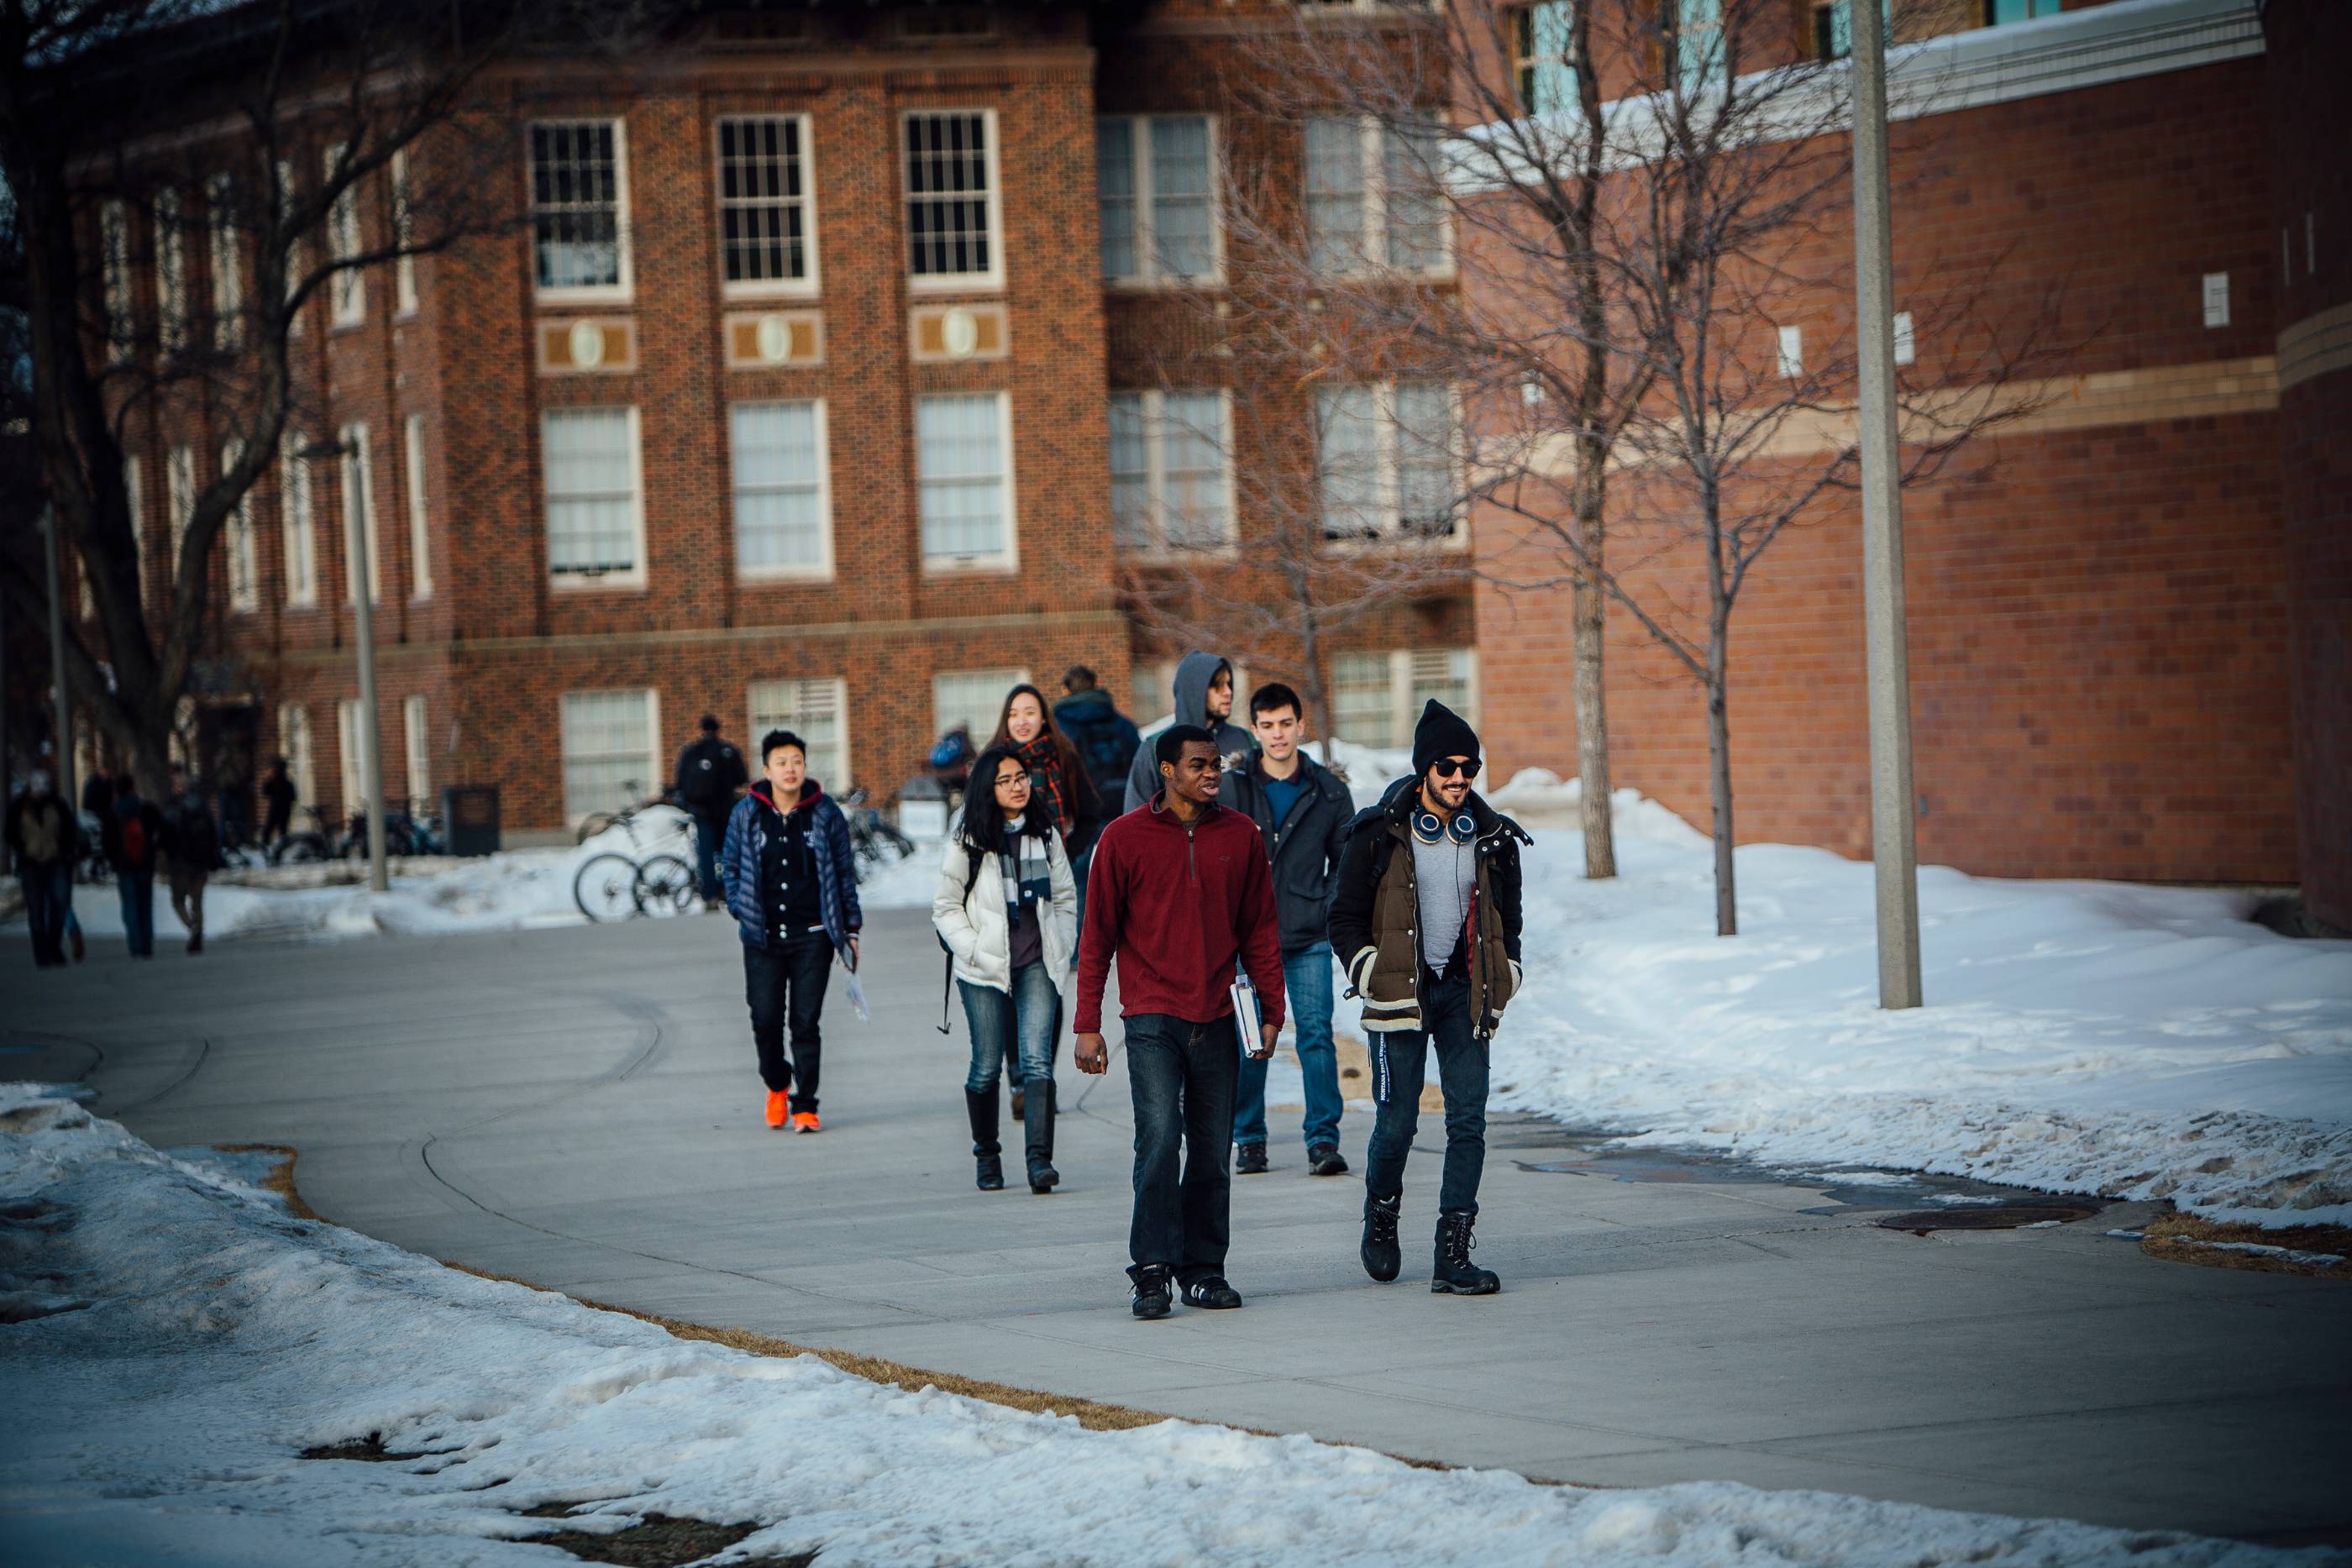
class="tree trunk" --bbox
[1571,569,1615,878]
[1704,510,1736,936]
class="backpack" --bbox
[936,845,984,1035]
[679,745,729,814]
[1071,711,1139,800]
[120,811,151,869]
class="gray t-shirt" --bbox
[1412,832,1475,975]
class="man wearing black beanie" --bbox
[1328,700,1530,1295]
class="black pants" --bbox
[744,934,832,1112]
[1124,1012,1238,1286]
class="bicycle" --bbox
[843,786,916,880]
[268,805,334,866]
[571,784,696,921]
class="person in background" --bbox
[722,729,861,1134]
[102,774,165,959]
[932,744,1078,1195]
[988,682,1102,1117]
[5,769,79,969]
[1053,665,1142,902]
[161,763,222,956]
[1121,651,1253,814]
[81,767,113,821]
[1221,682,1355,1178]
[215,747,253,852]
[260,756,297,848]
[675,714,750,910]
[1076,726,1285,1320]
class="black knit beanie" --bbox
[1411,700,1481,778]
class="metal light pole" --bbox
[306,435,387,893]
[1852,0,1922,1009]
[42,507,76,810]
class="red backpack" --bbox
[120,811,151,868]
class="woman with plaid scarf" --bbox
[988,683,1105,1112]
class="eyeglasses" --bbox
[1429,758,1481,780]
[994,773,1031,789]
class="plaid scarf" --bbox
[1011,735,1073,836]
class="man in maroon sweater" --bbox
[1077,726,1286,1319]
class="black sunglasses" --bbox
[1428,758,1481,780]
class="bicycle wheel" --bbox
[575,812,620,846]
[876,823,916,861]
[574,852,643,921]
[633,853,698,917]
[275,832,328,865]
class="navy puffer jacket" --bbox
[721,779,861,956]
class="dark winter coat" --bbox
[1053,688,1142,813]
[1222,754,1354,955]
[1327,777,1529,1040]
[721,779,860,957]
[1121,651,1257,813]
[161,789,223,873]
[102,794,166,876]
[675,736,750,821]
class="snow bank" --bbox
[1373,796,2352,1228]
[0,1086,2317,1568]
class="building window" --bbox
[1110,390,1231,553]
[276,160,303,335]
[1514,3,1576,114]
[1098,116,1218,285]
[1671,0,1726,94]
[279,704,315,814]
[529,120,632,297]
[903,110,1000,290]
[560,689,659,826]
[731,400,831,578]
[155,188,187,354]
[391,149,417,315]
[916,392,1014,569]
[281,442,317,607]
[339,422,381,604]
[166,444,195,585]
[1987,0,2062,20]
[222,440,258,614]
[1316,382,1457,541]
[1331,648,1478,747]
[337,697,368,816]
[1305,117,1448,276]
[207,175,243,350]
[748,677,850,791]
[123,455,147,607]
[403,413,433,600]
[1814,0,1894,60]
[933,668,1030,746]
[102,200,132,363]
[325,144,365,326]
[717,116,816,295]
[403,693,431,807]
[542,406,644,585]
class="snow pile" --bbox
[1363,794,2352,1228]
[0,1085,2319,1568]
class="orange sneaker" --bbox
[791,1112,822,1135]
[765,1091,789,1130]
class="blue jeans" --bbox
[117,868,155,957]
[23,862,71,967]
[958,963,1058,1094]
[693,815,727,904]
[1233,943,1341,1150]
[1363,966,1488,1215]
[1124,1012,1237,1285]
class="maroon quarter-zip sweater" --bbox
[1074,794,1287,1035]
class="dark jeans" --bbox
[693,814,727,904]
[744,934,832,1111]
[1124,1012,1239,1285]
[117,868,156,957]
[23,861,71,967]
[1363,966,1488,1215]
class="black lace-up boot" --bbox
[1360,1193,1402,1282]
[1431,1209,1500,1295]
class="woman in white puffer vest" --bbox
[932,743,1079,1194]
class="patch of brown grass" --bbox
[2141,1213,2352,1281]
[213,1144,323,1221]
[516,1511,806,1568]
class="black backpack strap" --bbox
[937,846,986,1034]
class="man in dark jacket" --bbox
[721,729,860,1134]
[1121,651,1254,813]
[161,764,223,955]
[260,757,297,847]
[676,714,749,910]
[102,774,166,959]
[1077,726,1285,1320]
[1221,682,1354,1178]
[5,770,79,968]
[1054,666,1142,812]
[1328,700,1529,1297]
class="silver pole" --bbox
[344,449,389,894]
[43,507,76,810]
[1852,0,1921,1009]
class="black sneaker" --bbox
[1131,1266,1173,1320]
[1432,1209,1501,1296]
[1235,1142,1268,1175]
[1308,1144,1348,1177]
[1361,1193,1402,1282]
[1181,1277,1243,1310]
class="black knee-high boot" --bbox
[1026,1078,1058,1193]
[965,1088,1004,1191]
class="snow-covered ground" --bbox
[0,1085,2321,1568]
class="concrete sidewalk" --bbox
[4,910,2347,1545]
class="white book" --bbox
[1230,967,1262,1054]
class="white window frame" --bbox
[1514,3,1578,115]
[222,439,258,614]
[337,696,367,816]
[1098,115,1224,287]
[155,188,187,354]
[279,704,315,814]
[325,144,365,327]
[207,174,243,351]
[729,398,834,582]
[165,445,196,592]
[528,118,635,305]
[1331,648,1480,748]
[102,200,133,363]
[716,114,821,300]
[281,442,317,607]
[1316,380,1465,547]
[541,405,648,590]
[123,454,147,607]
[403,412,433,600]
[932,667,1032,746]
[391,149,418,317]
[403,693,431,807]
[915,391,1018,574]
[1109,389,1235,556]
[747,676,852,793]
[276,159,304,337]
[1305,115,1453,280]
[901,108,1004,295]
[559,688,661,827]
[1673,0,1727,95]
[339,422,381,605]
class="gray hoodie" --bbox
[1122,649,1257,812]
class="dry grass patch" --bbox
[2141,1213,2352,1281]
[517,1508,811,1567]
[213,1144,323,1221]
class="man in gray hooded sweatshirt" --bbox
[1122,651,1256,814]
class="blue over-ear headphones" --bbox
[1412,809,1477,846]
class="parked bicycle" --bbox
[340,800,446,860]
[575,779,676,846]
[571,782,696,921]
[268,805,335,866]
[843,786,916,880]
